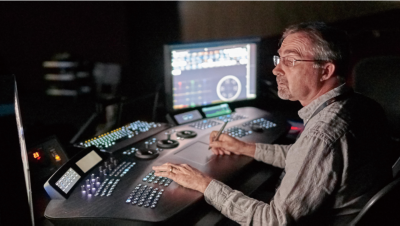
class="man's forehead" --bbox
[278,33,312,57]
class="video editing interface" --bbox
[170,41,257,110]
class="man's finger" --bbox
[154,171,175,179]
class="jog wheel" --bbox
[156,131,179,149]
[135,149,159,159]
[177,130,197,139]
[135,141,159,159]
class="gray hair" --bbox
[280,21,350,80]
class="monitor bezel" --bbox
[164,37,261,115]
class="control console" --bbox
[44,107,290,225]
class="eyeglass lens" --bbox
[273,55,280,66]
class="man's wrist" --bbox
[243,143,256,158]
[199,177,213,193]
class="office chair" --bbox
[353,56,400,164]
[350,176,400,225]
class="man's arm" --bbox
[204,134,341,225]
[209,132,292,169]
[254,143,292,168]
[153,131,340,225]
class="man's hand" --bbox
[152,163,213,193]
[209,131,256,157]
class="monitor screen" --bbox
[164,38,259,113]
[0,75,33,225]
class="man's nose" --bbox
[272,64,283,77]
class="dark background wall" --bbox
[1,1,400,147]
[0,2,180,146]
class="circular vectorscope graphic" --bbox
[216,75,242,101]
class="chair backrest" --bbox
[351,176,400,225]
[353,56,400,141]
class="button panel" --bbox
[56,168,81,193]
[189,119,221,130]
[142,170,173,187]
[223,126,252,138]
[81,160,136,198]
[242,118,277,129]
[215,113,247,122]
[126,184,165,209]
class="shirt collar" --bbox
[298,83,351,122]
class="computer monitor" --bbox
[164,38,259,115]
[0,75,33,225]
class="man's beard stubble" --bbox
[276,76,292,100]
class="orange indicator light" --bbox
[33,152,41,160]
[55,154,61,162]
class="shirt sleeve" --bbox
[204,132,341,226]
[254,143,292,168]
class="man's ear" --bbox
[320,62,336,81]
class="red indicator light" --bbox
[33,152,41,160]
[291,126,301,130]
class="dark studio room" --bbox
[2,2,400,226]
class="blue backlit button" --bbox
[150,204,156,209]
[126,199,131,203]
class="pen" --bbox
[208,120,229,150]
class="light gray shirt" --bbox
[204,84,392,225]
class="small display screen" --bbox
[202,103,232,118]
[55,168,81,194]
[75,150,102,173]
[174,110,203,124]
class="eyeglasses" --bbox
[273,55,323,67]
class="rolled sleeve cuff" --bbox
[204,179,233,211]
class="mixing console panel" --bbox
[44,107,289,225]
[77,120,171,153]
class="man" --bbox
[153,22,392,225]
